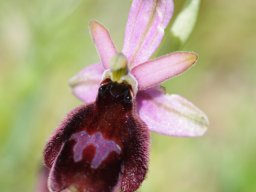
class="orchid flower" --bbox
[43,0,209,192]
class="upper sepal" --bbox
[122,0,174,67]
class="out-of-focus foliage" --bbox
[170,0,201,50]
[0,0,256,191]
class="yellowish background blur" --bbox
[0,0,256,191]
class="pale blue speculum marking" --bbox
[70,131,121,169]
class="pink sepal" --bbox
[136,87,208,137]
[69,63,103,104]
[122,0,174,67]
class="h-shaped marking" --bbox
[70,131,121,169]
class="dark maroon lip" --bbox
[44,79,149,192]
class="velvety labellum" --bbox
[44,79,149,192]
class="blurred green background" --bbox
[0,0,256,191]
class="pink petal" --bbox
[122,0,174,67]
[69,64,104,104]
[136,87,209,137]
[132,52,198,90]
[90,21,117,69]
